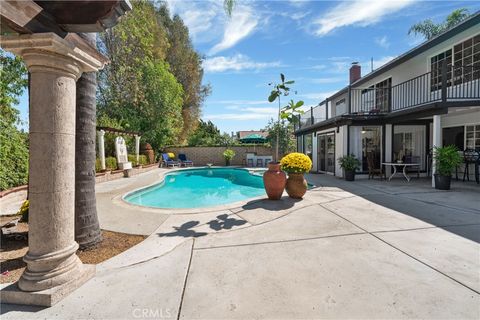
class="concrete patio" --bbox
[1,169,479,319]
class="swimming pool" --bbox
[124,168,266,209]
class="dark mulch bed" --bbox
[0,218,146,284]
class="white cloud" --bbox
[288,0,309,7]
[209,6,258,54]
[310,77,345,84]
[299,91,338,101]
[203,54,281,73]
[312,0,415,36]
[375,36,390,49]
[204,107,277,121]
[363,56,396,71]
[214,100,268,106]
[164,0,223,43]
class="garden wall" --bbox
[165,146,274,166]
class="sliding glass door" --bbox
[349,126,382,172]
[393,125,426,170]
[317,132,335,174]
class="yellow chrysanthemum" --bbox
[280,152,312,173]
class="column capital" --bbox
[98,129,105,136]
[0,32,106,79]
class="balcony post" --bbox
[325,98,329,120]
[441,62,447,103]
[347,86,352,114]
[432,115,442,187]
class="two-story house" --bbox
[295,12,480,185]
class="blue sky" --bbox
[13,0,480,134]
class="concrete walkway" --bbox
[1,171,479,319]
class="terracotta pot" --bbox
[285,173,307,199]
[263,162,286,200]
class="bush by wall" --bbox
[128,154,148,167]
[95,155,148,172]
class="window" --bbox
[393,125,426,170]
[361,86,375,111]
[335,99,346,115]
[375,78,392,112]
[303,134,313,160]
[443,126,464,150]
[349,126,382,172]
[430,49,452,91]
[297,136,303,153]
[465,124,480,150]
[453,35,480,84]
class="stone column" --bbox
[0,33,106,306]
[432,115,442,187]
[135,135,141,164]
[98,130,106,171]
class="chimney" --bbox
[349,62,361,84]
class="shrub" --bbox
[280,152,312,173]
[434,145,463,176]
[128,154,148,167]
[18,200,29,222]
[223,149,235,166]
[338,154,360,172]
[95,158,102,172]
[105,157,118,170]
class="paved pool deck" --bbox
[1,169,479,319]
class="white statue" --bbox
[115,136,132,170]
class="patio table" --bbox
[382,162,420,182]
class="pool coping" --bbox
[114,166,271,215]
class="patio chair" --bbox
[178,154,193,167]
[161,153,179,168]
[462,149,480,184]
[367,151,385,180]
[247,158,254,167]
[256,158,263,167]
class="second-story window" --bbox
[375,78,392,112]
[453,34,480,84]
[430,49,452,91]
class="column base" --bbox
[1,264,95,307]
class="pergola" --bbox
[0,0,131,306]
[96,126,142,170]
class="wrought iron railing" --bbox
[295,64,479,132]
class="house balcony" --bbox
[295,64,480,132]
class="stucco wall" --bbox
[165,146,274,166]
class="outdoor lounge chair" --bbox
[178,154,193,167]
[161,153,179,168]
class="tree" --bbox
[187,120,224,146]
[0,50,29,191]
[75,33,102,249]
[156,5,211,143]
[268,73,304,161]
[408,8,470,40]
[98,0,202,150]
[264,119,296,158]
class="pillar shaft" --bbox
[135,135,141,163]
[0,33,106,295]
[98,130,106,170]
[432,115,442,187]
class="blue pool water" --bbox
[124,168,266,209]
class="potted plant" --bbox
[338,154,360,181]
[223,149,235,166]
[433,145,462,190]
[280,152,312,199]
